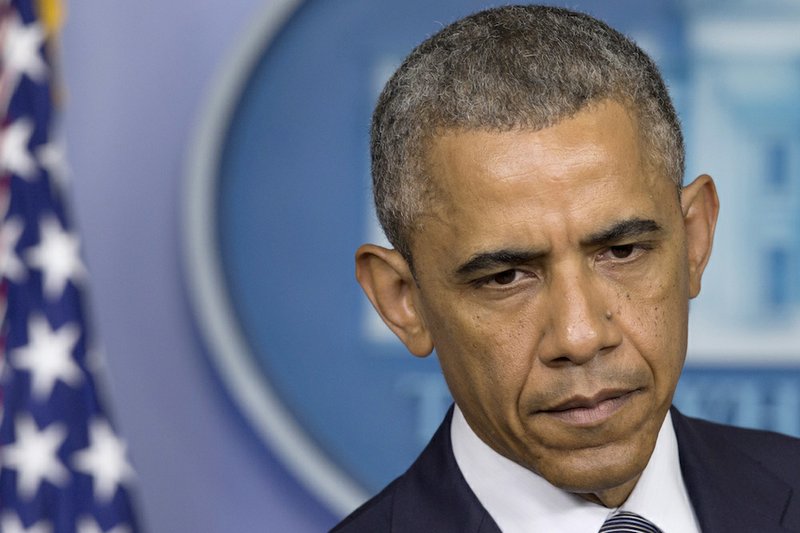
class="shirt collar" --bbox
[450,405,700,533]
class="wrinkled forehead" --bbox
[423,100,659,196]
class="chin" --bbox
[534,436,653,497]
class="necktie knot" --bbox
[599,510,662,533]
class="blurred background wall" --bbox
[61,1,334,531]
[60,1,800,531]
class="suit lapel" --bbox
[672,408,797,532]
[391,407,501,533]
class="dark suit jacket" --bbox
[332,407,800,532]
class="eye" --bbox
[491,269,520,285]
[474,268,531,289]
[609,244,635,259]
[598,242,653,264]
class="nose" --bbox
[539,265,621,366]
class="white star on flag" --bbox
[1,416,69,499]
[72,418,136,502]
[77,516,131,533]
[11,314,82,400]
[25,216,86,299]
[0,512,52,533]
[84,345,107,375]
[2,15,47,83]
[0,118,37,179]
[1,216,26,282]
[36,139,71,189]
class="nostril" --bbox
[550,355,575,366]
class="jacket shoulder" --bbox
[329,478,398,532]
[680,413,800,482]
[331,406,498,532]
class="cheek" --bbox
[428,300,536,403]
[617,260,689,383]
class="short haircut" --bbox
[370,5,684,262]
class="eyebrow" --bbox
[455,248,547,277]
[581,217,663,247]
[453,217,663,278]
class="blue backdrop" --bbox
[63,1,800,531]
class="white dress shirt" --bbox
[451,406,701,532]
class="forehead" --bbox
[427,100,645,188]
[416,101,676,251]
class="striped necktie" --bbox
[599,510,663,533]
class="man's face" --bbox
[405,100,712,504]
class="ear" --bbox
[680,174,720,298]
[355,244,434,357]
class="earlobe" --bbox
[355,244,434,357]
[680,174,720,298]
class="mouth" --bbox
[539,389,639,426]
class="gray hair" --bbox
[371,5,684,262]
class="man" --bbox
[334,5,800,532]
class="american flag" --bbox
[0,1,141,531]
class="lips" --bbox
[540,389,638,426]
